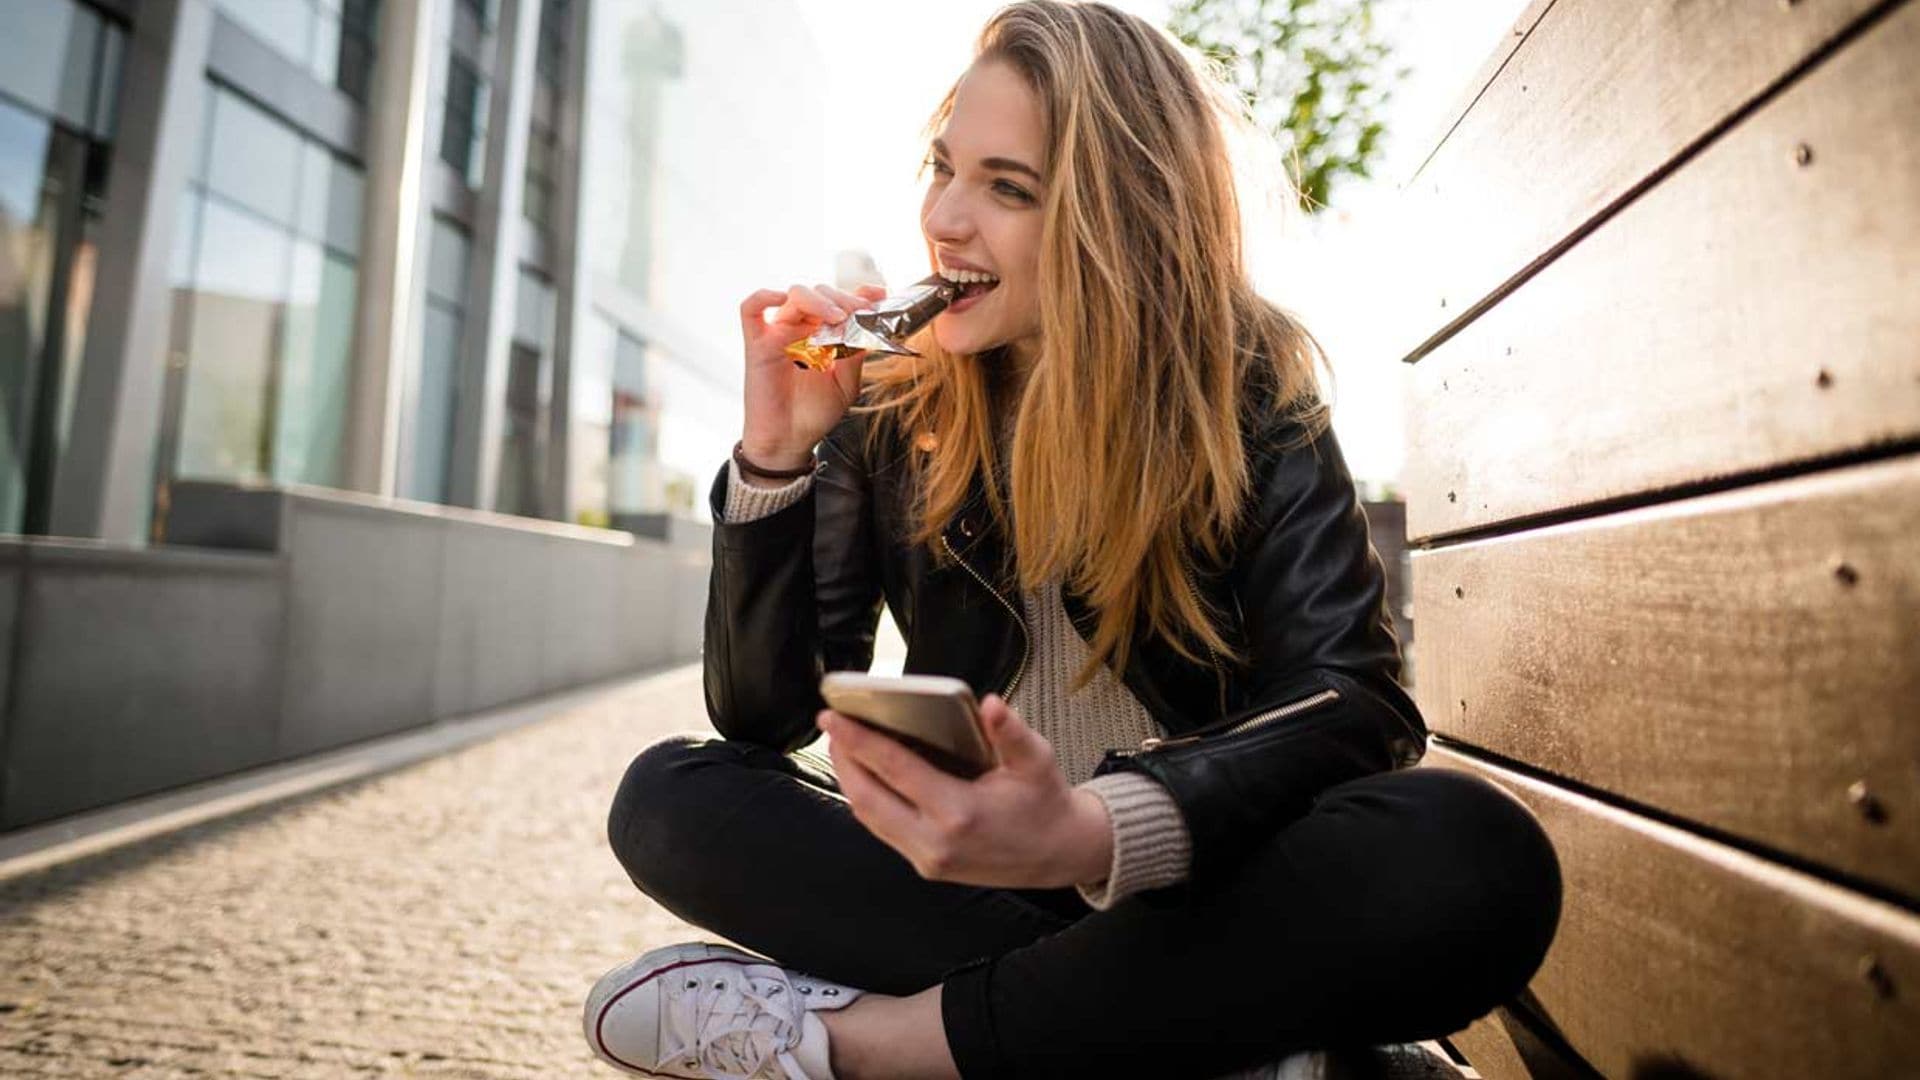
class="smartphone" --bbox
[819,673,996,779]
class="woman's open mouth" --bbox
[940,268,1000,313]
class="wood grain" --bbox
[1450,1005,1597,1080]
[1399,0,1556,189]
[1410,453,1920,900]
[1425,745,1920,1079]
[1449,1020,1528,1080]
[1403,0,1920,540]
[1388,0,1890,367]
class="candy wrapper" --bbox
[785,274,962,371]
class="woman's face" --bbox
[921,59,1047,362]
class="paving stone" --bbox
[0,665,712,1078]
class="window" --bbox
[167,84,364,489]
[214,0,382,105]
[0,0,119,136]
[218,1,314,72]
[0,0,123,534]
[205,89,303,223]
[401,216,471,503]
[410,305,462,503]
[274,242,356,486]
[175,200,290,481]
[608,331,660,517]
[337,0,380,104]
[522,117,555,228]
[494,341,545,516]
[495,269,554,516]
[440,55,485,185]
[535,0,571,88]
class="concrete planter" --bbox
[0,483,710,831]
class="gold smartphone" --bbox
[819,673,996,779]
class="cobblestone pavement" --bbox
[0,664,715,1078]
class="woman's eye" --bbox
[994,181,1034,203]
[924,157,953,176]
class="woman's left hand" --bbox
[819,694,1115,890]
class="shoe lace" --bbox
[661,966,809,1080]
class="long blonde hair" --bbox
[859,0,1331,688]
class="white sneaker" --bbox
[583,942,865,1079]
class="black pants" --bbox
[607,733,1561,1080]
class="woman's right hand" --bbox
[738,282,888,470]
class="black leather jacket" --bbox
[703,393,1428,888]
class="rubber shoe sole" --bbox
[584,942,772,1077]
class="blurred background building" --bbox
[2,0,828,547]
[0,0,838,831]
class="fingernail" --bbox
[825,307,847,321]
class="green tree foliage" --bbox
[1169,0,1408,213]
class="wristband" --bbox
[733,440,817,480]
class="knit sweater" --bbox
[721,458,1194,910]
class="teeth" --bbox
[939,268,999,285]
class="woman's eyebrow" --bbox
[931,138,1043,183]
[983,156,1042,182]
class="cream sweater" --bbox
[722,458,1194,910]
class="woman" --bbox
[587,4,1560,1078]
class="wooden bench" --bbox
[1393,0,1920,1074]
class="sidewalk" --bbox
[0,664,713,1078]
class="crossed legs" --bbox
[606,734,1560,1079]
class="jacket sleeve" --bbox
[1095,414,1428,883]
[702,413,885,751]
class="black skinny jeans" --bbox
[607,732,1560,1080]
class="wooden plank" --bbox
[1403,0,1920,540]
[1450,1006,1595,1080]
[1388,0,1891,367]
[1424,745,1920,1079]
[1449,1021,1529,1080]
[1399,0,1557,190]
[1410,453,1920,900]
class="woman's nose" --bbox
[921,188,973,245]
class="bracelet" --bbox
[733,440,817,480]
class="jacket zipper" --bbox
[1129,687,1342,754]
[940,532,1030,699]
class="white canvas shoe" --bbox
[583,942,865,1079]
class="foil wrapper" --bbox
[785,274,962,371]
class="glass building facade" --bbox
[10,0,832,545]
[214,0,380,104]
[167,85,364,489]
[405,215,469,504]
[0,0,124,536]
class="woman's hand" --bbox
[818,694,1116,890]
[738,282,889,470]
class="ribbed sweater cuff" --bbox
[1073,771,1193,910]
[721,457,815,523]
